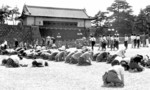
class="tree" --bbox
[0,5,11,24]
[107,0,135,36]
[92,11,109,37]
[133,9,147,34]
[9,6,20,25]
[133,5,150,34]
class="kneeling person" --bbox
[102,60,124,87]
[78,51,92,65]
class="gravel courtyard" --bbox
[0,44,150,90]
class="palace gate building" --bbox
[20,5,92,40]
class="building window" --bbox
[43,21,77,27]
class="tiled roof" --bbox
[22,5,90,19]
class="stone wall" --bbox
[0,24,34,46]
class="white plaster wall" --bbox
[26,17,34,25]
[26,16,91,28]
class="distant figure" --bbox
[130,34,134,48]
[89,35,96,51]
[124,34,129,49]
[42,37,45,46]
[14,38,19,49]
[101,35,107,51]
[145,34,149,47]
[133,34,137,48]
[3,40,8,49]
[136,35,140,48]
[110,35,115,51]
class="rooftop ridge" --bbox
[26,5,85,11]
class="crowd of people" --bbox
[0,34,150,88]
[89,33,150,51]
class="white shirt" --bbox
[133,36,136,40]
[36,46,41,50]
[131,35,135,40]
[136,36,140,40]
[110,37,114,41]
[3,41,7,45]
[125,36,129,41]
[90,37,96,42]
[115,56,123,63]
[116,37,119,41]
[108,65,124,80]
[122,57,131,64]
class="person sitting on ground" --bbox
[55,49,67,62]
[102,60,124,87]
[77,51,93,66]
[70,50,83,64]
[49,51,58,61]
[142,55,150,68]
[70,47,88,64]
[129,54,144,72]
[107,49,126,63]
[2,54,23,68]
[32,59,48,67]
[120,57,131,71]
[96,52,110,62]
[65,50,77,63]
[93,52,101,61]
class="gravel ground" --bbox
[0,44,150,90]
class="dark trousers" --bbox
[124,41,128,49]
[137,40,140,48]
[116,41,119,50]
[91,41,95,51]
[134,39,137,48]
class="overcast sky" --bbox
[1,0,150,16]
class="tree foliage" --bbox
[0,5,20,25]
[133,5,150,34]
[107,0,135,36]
[92,10,109,37]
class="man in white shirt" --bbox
[103,60,124,87]
[124,34,129,49]
[130,34,134,48]
[89,36,96,51]
[136,35,140,48]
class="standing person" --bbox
[107,35,111,48]
[140,33,144,47]
[98,35,102,51]
[124,34,129,49]
[102,35,107,51]
[110,35,115,51]
[3,40,8,49]
[133,34,137,48]
[130,34,134,48]
[90,35,96,51]
[42,37,45,46]
[14,38,19,49]
[146,33,149,47]
[24,42,27,50]
[136,35,140,48]
[116,35,119,50]
[46,36,51,49]
[114,35,117,50]
[143,33,146,47]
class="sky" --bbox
[1,0,150,24]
